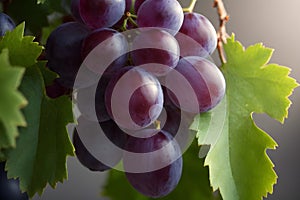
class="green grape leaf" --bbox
[191,35,299,200]
[103,141,221,200]
[38,61,58,86]
[0,23,43,67]
[0,49,27,151]
[5,64,74,197]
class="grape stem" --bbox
[154,120,161,130]
[126,12,138,27]
[182,0,197,13]
[122,12,138,31]
[213,0,229,64]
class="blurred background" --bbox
[33,0,300,199]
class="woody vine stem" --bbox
[213,0,229,64]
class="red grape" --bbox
[79,0,125,29]
[81,28,128,74]
[45,22,90,88]
[105,67,163,130]
[166,56,226,113]
[176,12,217,57]
[137,0,183,35]
[131,28,180,76]
[124,129,182,198]
[134,0,145,13]
[71,0,84,23]
[73,116,126,171]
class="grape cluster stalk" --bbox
[213,0,230,63]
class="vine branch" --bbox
[213,0,229,64]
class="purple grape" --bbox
[147,87,192,150]
[81,28,128,74]
[79,0,125,29]
[0,162,28,200]
[73,129,111,171]
[105,67,163,130]
[176,12,217,57]
[45,22,90,89]
[95,75,113,122]
[100,119,127,149]
[137,0,183,35]
[46,78,70,98]
[71,0,84,23]
[76,74,112,122]
[0,13,15,36]
[161,95,182,138]
[123,130,182,198]
[131,28,179,76]
[134,0,145,13]
[166,56,226,113]
[73,116,126,171]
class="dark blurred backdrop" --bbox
[33,0,300,199]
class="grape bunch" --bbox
[45,0,226,198]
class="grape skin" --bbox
[0,13,15,36]
[76,74,112,123]
[134,0,145,13]
[131,28,180,76]
[79,0,125,29]
[157,87,194,150]
[73,129,111,171]
[45,22,90,88]
[71,0,84,23]
[124,130,182,198]
[105,67,163,130]
[95,74,114,122]
[0,162,28,200]
[137,0,184,35]
[100,119,127,149]
[81,28,128,74]
[162,90,186,125]
[166,56,226,113]
[176,12,217,57]
[73,117,126,171]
